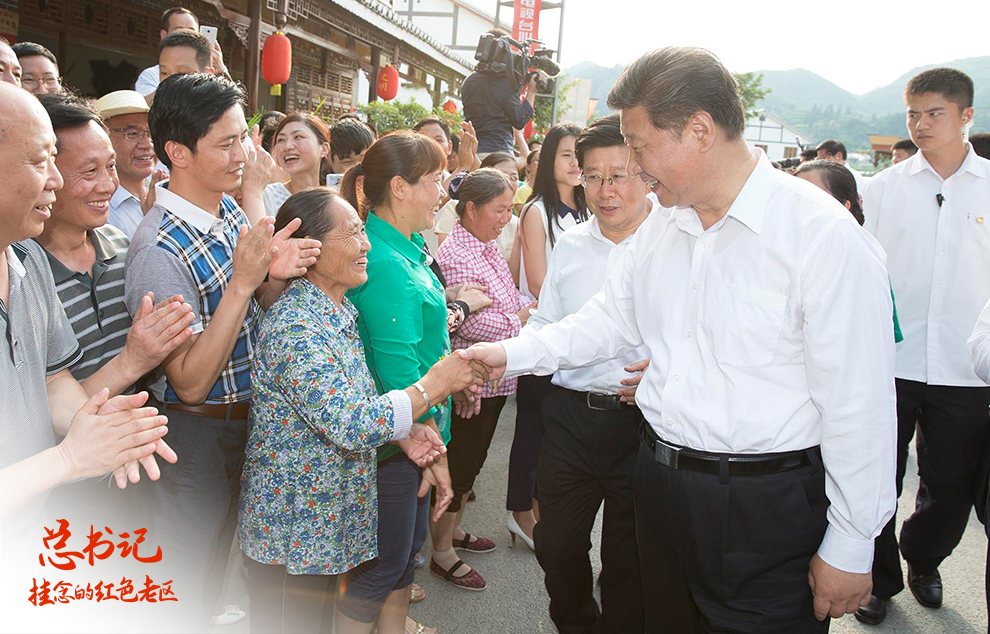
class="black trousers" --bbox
[244,557,337,634]
[635,437,830,634]
[445,395,507,514]
[140,402,248,632]
[872,379,990,599]
[533,388,644,634]
[507,374,552,511]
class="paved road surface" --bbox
[215,395,989,633]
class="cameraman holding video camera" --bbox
[462,34,555,156]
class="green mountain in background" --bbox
[566,56,990,151]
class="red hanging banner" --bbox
[512,0,541,49]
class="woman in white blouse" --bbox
[517,123,587,301]
[263,113,331,217]
[508,123,588,549]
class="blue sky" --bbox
[463,0,990,94]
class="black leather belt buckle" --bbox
[655,438,681,469]
[586,392,623,411]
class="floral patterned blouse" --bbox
[239,278,412,575]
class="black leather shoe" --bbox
[854,595,887,625]
[908,564,943,608]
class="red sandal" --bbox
[429,557,487,591]
[452,532,496,553]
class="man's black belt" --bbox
[559,387,636,412]
[641,422,815,475]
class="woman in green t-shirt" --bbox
[338,131,456,634]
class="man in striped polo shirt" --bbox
[35,92,195,388]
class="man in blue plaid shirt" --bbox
[125,73,320,630]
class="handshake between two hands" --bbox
[434,343,510,420]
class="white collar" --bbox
[908,143,990,180]
[5,244,26,279]
[110,184,139,210]
[154,183,225,235]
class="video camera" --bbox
[474,33,561,95]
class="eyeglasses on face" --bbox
[580,173,631,189]
[109,128,152,142]
[22,76,61,89]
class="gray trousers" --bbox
[141,401,248,632]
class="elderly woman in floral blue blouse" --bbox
[239,188,485,634]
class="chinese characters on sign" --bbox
[512,0,542,50]
[39,519,162,569]
[28,576,177,606]
[30,520,174,606]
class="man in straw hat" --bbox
[95,90,164,239]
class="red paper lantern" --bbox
[377,65,399,101]
[262,32,292,96]
[523,118,534,140]
[442,99,457,114]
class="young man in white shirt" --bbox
[135,7,199,96]
[464,47,897,633]
[529,113,653,634]
[135,7,227,105]
[860,67,990,624]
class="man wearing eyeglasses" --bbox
[12,42,60,95]
[528,113,655,634]
[95,90,161,238]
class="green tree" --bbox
[357,99,431,135]
[733,71,771,116]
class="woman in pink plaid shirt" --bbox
[430,168,536,591]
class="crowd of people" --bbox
[2,6,990,634]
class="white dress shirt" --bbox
[107,185,144,239]
[526,200,657,393]
[863,144,990,387]
[846,164,867,192]
[503,152,897,573]
[135,65,159,96]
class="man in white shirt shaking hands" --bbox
[462,47,898,633]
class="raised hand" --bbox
[418,457,453,521]
[120,292,195,377]
[459,343,507,381]
[268,216,322,281]
[141,169,168,215]
[240,125,276,197]
[230,216,278,293]
[59,389,171,481]
[396,422,447,467]
[617,358,650,405]
[458,121,481,172]
[211,39,228,76]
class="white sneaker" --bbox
[210,604,246,626]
